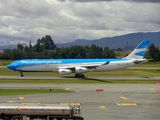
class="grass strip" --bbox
[0,68,160,77]
[0,89,73,96]
[0,79,156,84]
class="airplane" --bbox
[7,40,150,78]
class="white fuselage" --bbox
[14,59,136,73]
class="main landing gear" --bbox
[75,73,85,78]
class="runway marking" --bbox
[99,106,106,109]
[150,88,155,90]
[120,96,128,100]
[18,96,24,100]
[7,101,15,103]
[65,88,70,90]
[116,103,137,106]
[60,103,81,106]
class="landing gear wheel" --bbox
[75,73,79,78]
[20,72,24,77]
[80,74,84,78]
[75,73,85,78]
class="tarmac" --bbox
[0,83,160,120]
[0,65,160,119]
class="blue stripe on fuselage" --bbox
[20,59,128,64]
[7,58,131,71]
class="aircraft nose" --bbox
[7,63,15,70]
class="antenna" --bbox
[126,41,128,52]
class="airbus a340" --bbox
[7,40,150,78]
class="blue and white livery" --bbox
[7,40,150,78]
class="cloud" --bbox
[0,0,159,46]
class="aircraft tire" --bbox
[80,74,85,78]
[75,73,85,78]
[75,73,78,78]
[20,72,24,77]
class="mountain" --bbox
[0,32,160,50]
[0,45,17,50]
[56,32,160,50]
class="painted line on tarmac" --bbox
[120,96,129,100]
[8,101,16,103]
[150,88,155,90]
[99,106,106,109]
[116,103,137,106]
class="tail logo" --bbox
[135,51,146,57]
[125,40,150,59]
[136,40,150,49]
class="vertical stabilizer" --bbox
[125,40,150,59]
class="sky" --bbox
[0,0,160,45]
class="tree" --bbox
[88,44,102,58]
[109,50,115,58]
[68,46,86,58]
[17,43,23,50]
[45,35,56,50]
[0,49,12,59]
[29,40,32,51]
[84,45,90,58]
[56,48,69,58]
[102,47,115,58]
[33,40,43,53]
[48,50,57,59]
[102,46,110,58]
[38,35,56,50]
[149,44,160,61]
[24,45,29,52]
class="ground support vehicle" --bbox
[0,103,84,120]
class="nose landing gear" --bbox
[20,72,24,77]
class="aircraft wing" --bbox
[58,61,110,69]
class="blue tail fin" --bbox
[125,40,150,59]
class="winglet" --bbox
[125,40,150,59]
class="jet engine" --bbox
[75,67,88,73]
[58,68,72,74]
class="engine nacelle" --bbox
[75,67,88,73]
[58,69,72,74]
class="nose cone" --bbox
[7,63,15,70]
